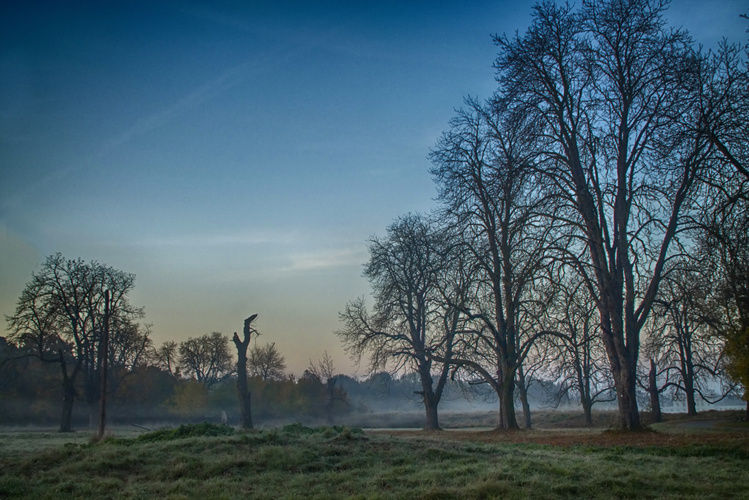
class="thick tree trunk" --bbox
[685,385,697,415]
[600,311,641,430]
[417,362,441,430]
[424,398,440,430]
[581,397,594,427]
[648,359,662,423]
[58,353,78,433]
[613,362,641,430]
[499,367,519,430]
[237,382,253,429]
[577,365,594,426]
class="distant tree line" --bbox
[338,0,749,431]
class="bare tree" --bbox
[178,332,234,388]
[248,342,286,382]
[493,0,706,429]
[514,341,552,428]
[337,214,463,430]
[307,351,346,425]
[650,266,728,414]
[430,97,555,429]
[5,253,144,432]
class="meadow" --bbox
[1,412,748,499]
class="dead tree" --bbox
[233,314,257,429]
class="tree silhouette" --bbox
[233,314,257,429]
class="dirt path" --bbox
[370,422,749,449]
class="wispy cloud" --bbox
[128,229,298,248]
[284,247,366,272]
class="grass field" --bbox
[1,412,748,499]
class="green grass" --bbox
[1,423,747,499]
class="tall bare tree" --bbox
[430,97,555,429]
[493,0,706,429]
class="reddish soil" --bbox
[373,428,749,448]
[371,411,749,449]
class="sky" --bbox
[1,0,747,377]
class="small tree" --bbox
[307,351,347,425]
[248,342,286,381]
[178,332,234,388]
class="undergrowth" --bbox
[135,422,235,442]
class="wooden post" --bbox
[98,290,110,441]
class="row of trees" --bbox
[1,246,729,430]
[1,254,345,431]
[338,0,749,430]
[0,337,354,427]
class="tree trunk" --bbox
[518,389,532,429]
[325,380,336,425]
[424,397,440,430]
[683,369,697,416]
[685,384,697,416]
[582,399,594,427]
[613,362,641,430]
[648,359,662,423]
[238,390,252,429]
[515,365,532,428]
[60,380,76,433]
[417,361,441,430]
[579,378,594,426]
[499,366,519,430]
[601,315,641,430]
[233,314,257,430]
[98,292,110,441]
[58,352,78,433]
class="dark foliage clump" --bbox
[136,422,234,442]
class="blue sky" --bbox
[1,0,747,376]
